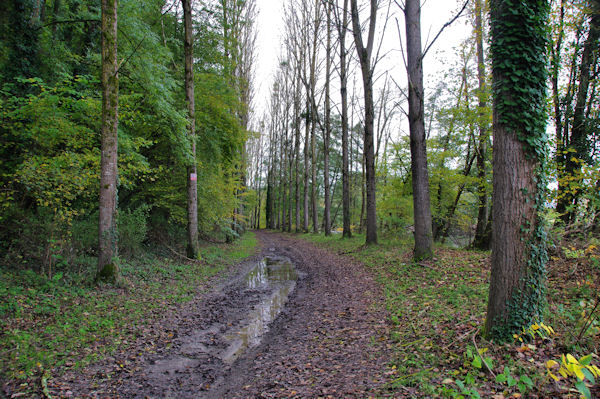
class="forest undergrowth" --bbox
[304,232,600,398]
[0,233,258,395]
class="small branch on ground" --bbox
[472,330,496,378]
[165,244,204,264]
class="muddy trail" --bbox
[52,231,392,398]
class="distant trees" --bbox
[472,0,491,250]
[552,0,600,227]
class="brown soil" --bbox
[49,231,393,398]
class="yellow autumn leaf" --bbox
[587,365,600,377]
[548,371,560,382]
[573,365,585,381]
[559,367,568,378]
[546,360,559,369]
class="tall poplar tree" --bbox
[404,0,433,259]
[97,0,119,283]
[182,0,199,258]
[323,0,332,236]
[335,0,352,238]
[350,0,378,245]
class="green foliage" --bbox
[0,0,253,276]
[490,0,550,159]
[117,205,150,257]
[0,232,258,385]
[546,354,600,399]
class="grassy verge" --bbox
[301,232,599,398]
[0,232,257,392]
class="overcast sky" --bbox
[252,0,473,126]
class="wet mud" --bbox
[51,231,391,398]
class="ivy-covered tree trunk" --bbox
[182,0,199,258]
[97,0,119,283]
[405,0,433,259]
[485,0,549,339]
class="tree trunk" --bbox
[266,169,273,229]
[339,0,351,238]
[288,125,294,233]
[472,0,490,249]
[323,0,332,236]
[485,0,549,339]
[310,0,319,234]
[97,0,119,283]
[51,0,61,38]
[280,113,287,232]
[350,0,377,244]
[304,97,310,232]
[405,0,433,259]
[182,0,199,258]
[359,149,365,233]
[295,66,301,232]
[340,0,352,238]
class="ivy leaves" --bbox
[490,0,550,160]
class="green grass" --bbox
[302,233,489,394]
[300,232,599,398]
[0,232,258,387]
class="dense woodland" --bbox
[1,0,256,273]
[1,0,599,397]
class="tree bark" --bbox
[339,0,352,238]
[323,0,332,236]
[485,0,549,338]
[182,0,199,258]
[310,0,320,234]
[97,0,119,283]
[311,115,318,233]
[405,0,433,259]
[350,0,377,244]
[295,64,302,232]
[304,96,310,232]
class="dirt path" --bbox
[52,231,392,398]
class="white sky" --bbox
[253,0,473,126]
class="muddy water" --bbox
[143,255,299,396]
[221,257,297,363]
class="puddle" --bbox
[221,257,298,363]
[245,257,297,289]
